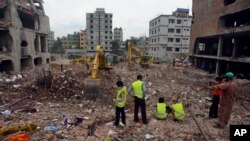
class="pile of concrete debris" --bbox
[0,62,249,140]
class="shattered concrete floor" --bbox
[0,63,250,141]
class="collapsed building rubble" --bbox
[0,62,249,140]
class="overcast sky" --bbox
[44,0,192,39]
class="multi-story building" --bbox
[0,0,50,72]
[113,27,123,42]
[149,8,192,61]
[80,30,88,50]
[61,32,80,49]
[190,0,250,78]
[47,31,55,51]
[86,8,113,56]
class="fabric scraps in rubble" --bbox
[64,115,83,127]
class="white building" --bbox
[149,8,192,61]
[113,27,123,42]
[86,8,113,56]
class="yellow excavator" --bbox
[127,42,153,68]
[84,45,113,98]
[71,56,91,65]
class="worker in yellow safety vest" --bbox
[171,98,186,121]
[155,97,171,120]
[113,80,127,127]
[128,75,148,124]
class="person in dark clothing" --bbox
[128,75,148,124]
[208,76,223,119]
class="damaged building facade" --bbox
[0,0,50,73]
[190,0,250,78]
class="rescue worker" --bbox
[155,97,170,120]
[171,97,186,121]
[113,80,127,127]
[208,72,238,128]
[128,75,148,124]
[208,76,223,119]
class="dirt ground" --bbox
[0,62,249,141]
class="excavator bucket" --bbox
[84,78,100,98]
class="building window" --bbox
[110,20,112,23]
[105,31,108,34]
[224,0,236,5]
[90,41,93,44]
[110,31,112,34]
[105,41,108,44]
[90,20,93,23]
[110,15,112,18]
[91,47,94,50]
[105,26,108,28]
[175,48,180,52]
[158,19,160,23]
[176,29,181,33]
[105,20,108,23]
[90,14,93,18]
[90,25,93,28]
[168,38,173,42]
[167,47,172,51]
[110,26,112,28]
[169,19,175,23]
[168,28,174,33]
[176,38,180,42]
[105,36,108,39]
[177,19,182,24]
[105,47,108,50]
[90,31,93,33]
[105,14,108,18]
[110,36,112,39]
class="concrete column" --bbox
[194,57,197,68]
[45,36,48,52]
[232,39,237,58]
[215,60,220,76]
[217,36,223,57]
[38,36,41,52]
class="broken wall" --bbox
[0,0,50,72]
[190,0,250,54]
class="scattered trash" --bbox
[0,123,36,138]
[44,125,58,133]
[145,133,154,140]
[64,116,83,127]
[13,84,21,89]
[0,110,11,116]
[7,133,29,141]
[107,130,117,135]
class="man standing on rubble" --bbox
[208,72,238,128]
[113,80,127,127]
[128,75,148,124]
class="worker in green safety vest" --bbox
[128,75,148,124]
[113,80,127,127]
[171,97,186,121]
[155,97,171,120]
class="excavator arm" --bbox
[84,45,113,98]
[128,42,153,68]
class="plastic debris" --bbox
[44,125,58,133]
[7,133,29,141]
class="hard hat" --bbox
[224,72,234,78]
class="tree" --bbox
[50,37,65,54]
